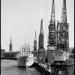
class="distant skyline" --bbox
[1,0,74,51]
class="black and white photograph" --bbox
[1,0,74,75]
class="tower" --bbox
[57,0,69,51]
[38,19,44,50]
[38,19,45,63]
[33,31,38,57]
[61,0,67,23]
[48,0,56,50]
[34,31,37,51]
[9,37,12,52]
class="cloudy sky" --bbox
[1,0,74,51]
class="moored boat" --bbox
[17,55,28,68]
[26,53,35,68]
[17,44,30,68]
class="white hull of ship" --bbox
[26,53,35,68]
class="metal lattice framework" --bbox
[48,0,56,49]
[57,0,69,51]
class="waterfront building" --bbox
[2,51,19,59]
[1,49,5,58]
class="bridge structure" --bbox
[1,51,19,60]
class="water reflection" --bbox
[1,60,41,75]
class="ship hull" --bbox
[17,56,27,68]
[26,57,35,68]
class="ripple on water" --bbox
[1,60,41,75]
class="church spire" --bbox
[9,37,12,52]
[38,19,44,49]
[10,37,12,44]
[34,31,36,41]
[61,0,67,23]
[50,0,55,24]
[40,19,43,34]
[34,31,37,51]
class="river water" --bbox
[1,59,41,75]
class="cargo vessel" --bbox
[17,44,30,68]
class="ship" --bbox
[26,53,35,68]
[17,44,30,68]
